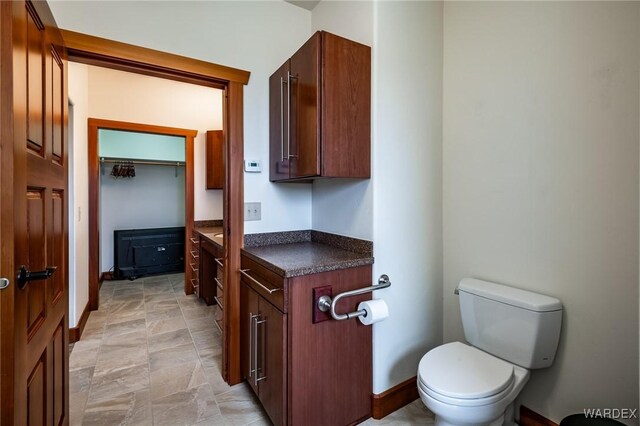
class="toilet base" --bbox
[431,403,516,426]
[434,414,504,426]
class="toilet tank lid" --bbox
[458,278,562,312]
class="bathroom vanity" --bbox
[240,231,374,426]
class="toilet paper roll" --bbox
[358,299,389,325]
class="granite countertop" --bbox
[242,230,373,278]
[194,226,224,248]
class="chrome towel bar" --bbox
[317,274,391,321]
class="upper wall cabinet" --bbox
[269,31,371,182]
[206,130,223,189]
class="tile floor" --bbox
[69,273,434,426]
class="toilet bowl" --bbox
[417,342,530,426]
[416,278,563,426]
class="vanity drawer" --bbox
[240,254,286,313]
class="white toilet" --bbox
[417,278,563,426]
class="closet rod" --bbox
[100,157,185,167]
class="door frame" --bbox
[87,119,198,304]
[63,30,248,385]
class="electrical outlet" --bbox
[244,202,261,221]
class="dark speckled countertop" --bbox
[194,226,224,248]
[242,230,373,278]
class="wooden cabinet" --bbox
[206,130,223,189]
[269,31,371,182]
[199,239,218,305]
[187,231,200,295]
[241,282,287,426]
[192,233,224,335]
[240,253,372,426]
[199,239,225,331]
[213,251,224,334]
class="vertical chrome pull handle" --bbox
[249,313,258,378]
[287,71,293,160]
[252,314,261,386]
[255,318,267,383]
[280,76,286,162]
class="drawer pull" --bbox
[214,318,223,334]
[190,278,199,290]
[190,263,199,273]
[240,269,282,294]
[190,250,199,259]
[214,258,224,268]
[190,238,200,244]
[214,277,223,290]
[214,295,224,310]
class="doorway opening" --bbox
[63,29,248,389]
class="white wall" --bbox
[370,1,444,393]
[100,165,185,273]
[50,0,314,234]
[68,62,89,327]
[443,2,639,422]
[87,66,222,222]
[311,1,374,241]
[312,0,444,395]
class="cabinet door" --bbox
[289,32,321,179]
[269,61,291,181]
[206,130,223,189]
[240,282,261,396]
[257,299,287,426]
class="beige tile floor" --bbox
[69,273,434,426]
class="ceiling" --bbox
[285,0,321,11]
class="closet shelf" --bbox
[100,157,185,167]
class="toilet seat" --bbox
[418,342,515,407]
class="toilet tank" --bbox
[458,278,562,369]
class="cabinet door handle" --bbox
[255,317,267,384]
[287,71,298,160]
[249,313,259,379]
[280,76,287,162]
[252,314,261,386]
[214,258,224,268]
[240,269,282,294]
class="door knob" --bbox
[17,265,57,289]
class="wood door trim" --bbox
[61,29,250,87]
[223,81,244,385]
[70,27,248,388]
[88,118,197,310]
[69,301,90,343]
[371,376,419,420]
[88,118,198,138]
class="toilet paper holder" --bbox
[317,274,391,321]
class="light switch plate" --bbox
[244,202,261,221]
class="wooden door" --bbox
[269,61,291,181]
[257,298,286,426]
[1,1,69,424]
[289,32,321,179]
